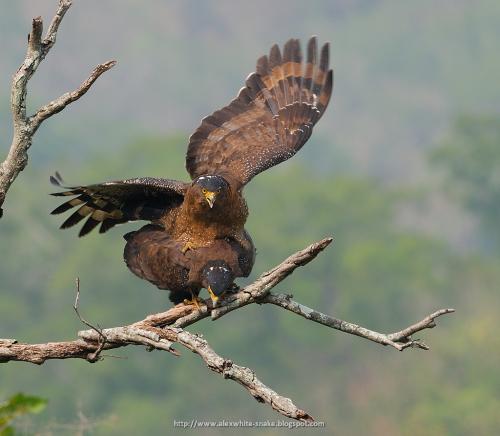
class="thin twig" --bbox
[387,308,456,349]
[30,60,116,131]
[262,293,454,351]
[43,0,73,54]
[73,278,106,362]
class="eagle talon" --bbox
[183,293,204,310]
[181,242,195,254]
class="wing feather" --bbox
[186,36,333,186]
[50,174,187,236]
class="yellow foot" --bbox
[181,241,196,254]
[183,294,203,310]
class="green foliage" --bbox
[0,393,47,435]
[431,114,500,249]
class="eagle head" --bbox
[192,175,230,209]
[202,260,234,304]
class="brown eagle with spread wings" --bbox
[51,36,333,303]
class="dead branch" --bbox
[262,293,454,351]
[0,237,454,421]
[0,0,115,217]
[174,328,313,421]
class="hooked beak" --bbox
[204,191,216,208]
[207,285,219,304]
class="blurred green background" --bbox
[1,1,499,434]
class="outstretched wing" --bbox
[50,172,187,237]
[186,36,333,186]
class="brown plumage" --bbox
[123,225,255,304]
[51,37,333,304]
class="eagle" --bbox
[123,225,255,305]
[51,36,333,304]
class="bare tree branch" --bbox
[43,0,72,53]
[0,237,454,421]
[30,60,116,131]
[261,293,455,351]
[174,329,313,422]
[0,0,115,217]
[387,308,456,348]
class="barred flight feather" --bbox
[186,36,333,186]
[50,174,186,237]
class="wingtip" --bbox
[256,55,269,76]
[283,38,295,62]
[292,38,302,62]
[50,171,64,185]
[78,219,96,237]
[50,175,60,187]
[307,36,318,62]
[326,69,334,89]
[319,42,330,71]
[269,43,282,68]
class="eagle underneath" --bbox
[123,224,255,305]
